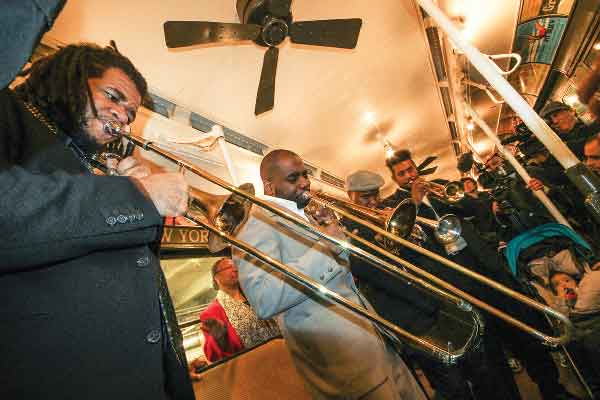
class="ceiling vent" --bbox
[320,171,345,189]
[426,26,447,82]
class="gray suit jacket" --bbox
[232,204,405,399]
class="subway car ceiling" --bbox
[37,0,600,195]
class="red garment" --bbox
[200,299,244,362]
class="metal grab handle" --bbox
[463,78,505,104]
[486,53,522,75]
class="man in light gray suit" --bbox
[232,149,425,400]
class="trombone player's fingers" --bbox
[116,156,151,179]
[136,172,189,217]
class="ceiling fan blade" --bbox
[163,21,261,48]
[419,167,438,176]
[255,46,279,115]
[268,0,292,18]
[416,156,438,171]
[290,18,363,49]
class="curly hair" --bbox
[14,43,147,134]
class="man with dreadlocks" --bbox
[0,6,194,398]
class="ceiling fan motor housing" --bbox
[237,0,292,46]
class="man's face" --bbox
[548,109,577,134]
[485,155,503,172]
[584,138,600,174]
[82,67,142,148]
[551,273,578,301]
[264,154,311,208]
[347,189,380,208]
[463,179,477,194]
[391,159,418,188]
[214,259,239,289]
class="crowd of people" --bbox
[2,1,600,400]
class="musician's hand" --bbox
[115,156,151,178]
[527,178,544,192]
[492,201,501,215]
[135,173,189,216]
[411,177,427,205]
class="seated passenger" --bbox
[200,258,280,362]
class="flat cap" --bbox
[540,101,571,119]
[345,170,385,192]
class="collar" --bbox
[260,194,308,221]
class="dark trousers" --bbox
[406,332,521,400]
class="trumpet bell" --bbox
[444,182,465,203]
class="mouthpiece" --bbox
[103,120,124,136]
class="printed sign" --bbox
[515,16,568,65]
[520,0,574,22]
[161,226,209,248]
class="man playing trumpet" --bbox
[232,149,425,400]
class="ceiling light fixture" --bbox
[594,42,600,51]
[564,94,579,107]
[466,120,475,131]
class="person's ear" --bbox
[263,181,274,196]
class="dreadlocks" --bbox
[14,43,147,135]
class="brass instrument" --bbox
[311,191,463,248]
[420,180,465,203]
[102,123,572,360]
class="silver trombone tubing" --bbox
[124,133,570,347]
[123,133,482,364]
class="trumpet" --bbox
[101,126,572,362]
[417,179,465,203]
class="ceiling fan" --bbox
[163,0,363,115]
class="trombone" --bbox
[105,125,572,354]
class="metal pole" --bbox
[465,103,572,227]
[416,0,600,223]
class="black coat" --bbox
[0,88,194,399]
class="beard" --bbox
[70,120,106,154]
[295,191,312,209]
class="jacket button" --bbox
[136,212,144,221]
[146,329,161,344]
[117,214,127,224]
[106,216,117,226]
[136,256,150,267]
[328,267,333,272]
[319,274,325,281]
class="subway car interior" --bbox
[4,0,600,399]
